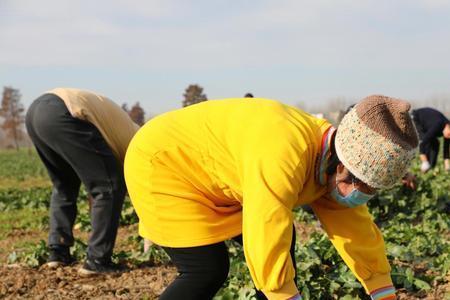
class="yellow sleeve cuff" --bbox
[360,273,394,294]
[262,280,298,300]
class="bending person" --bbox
[411,107,450,172]
[125,95,418,300]
[26,88,139,275]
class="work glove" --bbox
[420,160,431,173]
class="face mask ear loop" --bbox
[335,177,343,196]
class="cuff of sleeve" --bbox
[360,273,393,293]
[262,280,299,300]
[370,285,396,300]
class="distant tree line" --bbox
[0,86,25,150]
[2,84,450,149]
[121,102,146,126]
[0,84,210,150]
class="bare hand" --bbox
[402,172,416,190]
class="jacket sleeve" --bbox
[241,145,308,300]
[310,197,394,294]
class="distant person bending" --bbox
[411,107,450,172]
[26,88,139,275]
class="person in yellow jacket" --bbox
[124,95,418,300]
[26,88,139,275]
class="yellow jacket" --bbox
[124,98,393,299]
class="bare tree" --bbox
[0,87,25,150]
[129,102,146,126]
[182,84,207,107]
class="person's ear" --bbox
[335,163,346,180]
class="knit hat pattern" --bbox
[335,95,419,188]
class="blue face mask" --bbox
[330,180,375,208]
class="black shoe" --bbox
[46,246,75,268]
[78,258,123,276]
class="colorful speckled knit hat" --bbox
[335,95,419,188]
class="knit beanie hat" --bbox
[335,95,419,188]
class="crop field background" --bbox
[0,148,449,299]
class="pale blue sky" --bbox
[1,0,450,115]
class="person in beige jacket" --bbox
[26,88,139,275]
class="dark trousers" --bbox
[160,227,298,300]
[413,115,440,168]
[425,139,439,168]
[25,94,126,261]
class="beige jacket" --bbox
[48,88,139,163]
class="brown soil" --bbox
[0,224,179,299]
[1,264,447,300]
[0,224,448,299]
[0,263,177,299]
